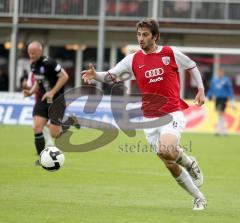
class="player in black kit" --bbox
[23,41,79,159]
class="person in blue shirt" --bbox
[207,68,234,135]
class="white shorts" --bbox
[143,111,187,152]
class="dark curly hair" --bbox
[136,18,160,41]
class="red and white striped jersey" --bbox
[109,46,198,117]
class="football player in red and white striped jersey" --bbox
[82,18,207,210]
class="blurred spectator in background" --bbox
[195,2,224,19]
[56,0,83,15]
[163,0,190,18]
[207,68,235,136]
[119,1,139,16]
[106,0,145,17]
[22,0,51,14]
[174,1,190,18]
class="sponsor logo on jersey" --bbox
[145,68,164,83]
[40,66,45,74]
[162,56,170,65]
[149,76,163,83]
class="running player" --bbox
[81,19,207,210]
[23,41,79,161]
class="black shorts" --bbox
[33,100,66,126]
[215,97,228,112]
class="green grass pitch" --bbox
[0,125,240,223]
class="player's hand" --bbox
[23,89,32,97]
[194,88,205,106]
[81,63,97,84]
[42,91,54,103]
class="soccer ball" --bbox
[40,146,65,171]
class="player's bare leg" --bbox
[157,133,207,210]
[176,148,204,188]
[49,124,63,139]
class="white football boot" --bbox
[187,156,204,188]
[193,197,207,211]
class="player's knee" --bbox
[49,125,62,138]
[50,131,60,138]
[157,144,176,160]
[33,124,44,133]
[161,158,176,169]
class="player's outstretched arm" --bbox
[81,63,97,84]
[81,54,133,85]
[187,66,205,106]
[194,88,205,106]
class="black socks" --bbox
[34,132,45,155]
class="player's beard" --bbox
[140,41,156,53]
[140,42,149,51]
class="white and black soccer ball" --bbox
[40,146,65,171]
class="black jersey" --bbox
[30,56,64,103]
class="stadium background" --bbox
[0,0,240,133]
[0,1,240,223]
